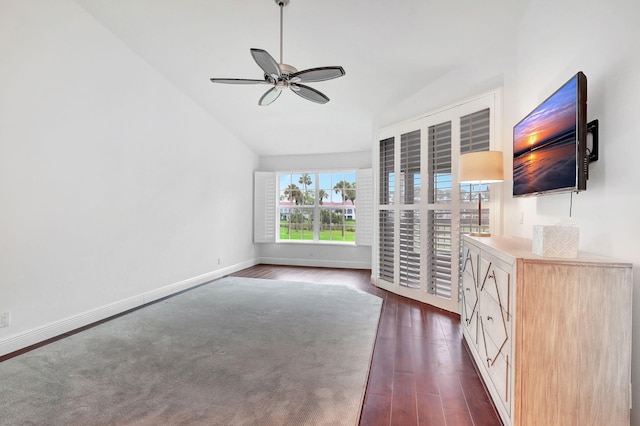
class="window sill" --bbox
[276,240,356,246]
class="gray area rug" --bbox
[0,277,382,425]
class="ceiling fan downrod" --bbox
[275,0,296,74]
[278,0,285,65]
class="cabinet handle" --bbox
[466,288,470,292]
[486,316,493,321]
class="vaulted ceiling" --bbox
[74,0,530,156]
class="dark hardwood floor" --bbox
[231,264,501,426]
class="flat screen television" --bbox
[513,72,588,197]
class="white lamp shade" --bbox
[459,151,504,184]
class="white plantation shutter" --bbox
[399,209,420,288]
[379,137,395,205]
[427,121,453,297]
[378,137,395,282]
[375,91,498,313]
[460,109,491,153]
[400,130,421,205]
[378,210,394,282]
[427,210,453,298]
[459,108,491,235]
[355,169,374,246]
[254,171,276,243]
[399,130,421,289]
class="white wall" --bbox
[505,0,640,422]
[375,57,514,131]
[0,0,259,355]
[258,151,372,269]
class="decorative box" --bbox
[532,225,579,258]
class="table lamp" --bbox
[459,151,504,236]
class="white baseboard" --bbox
[0,258,260,358]
[259,256,371,270]
[141,258,257,304]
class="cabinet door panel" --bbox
[480,258,511,315]
[480,290,510,359]
[461,246,479,344]
[481,323,511,414]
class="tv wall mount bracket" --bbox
[587,119,599,163]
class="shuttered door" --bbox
[379,210,394,282]
[426,122,453,297]
[379,138,395,205]
[460,109,491,235]
[379,138,395,282]
[399,131,421,288]
[375,91,497,313]
[399,209,420,288]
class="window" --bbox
[254,169,373,245]
[375,92,499,313]
[278,171,357,243]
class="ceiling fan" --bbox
[209,0,345,106]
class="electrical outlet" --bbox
[0,311,11,328]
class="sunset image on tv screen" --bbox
[513,76,578,196]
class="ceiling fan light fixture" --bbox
[209,0,345,106]
[259,86,283,106]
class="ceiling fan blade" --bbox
[290,66,345,83]
[259,87,282,106]
[210,78,268,85]
[290,83,330,104]
[250,48,281,78]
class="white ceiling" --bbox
[73,0,530,157]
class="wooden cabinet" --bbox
[461,235,632,426]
